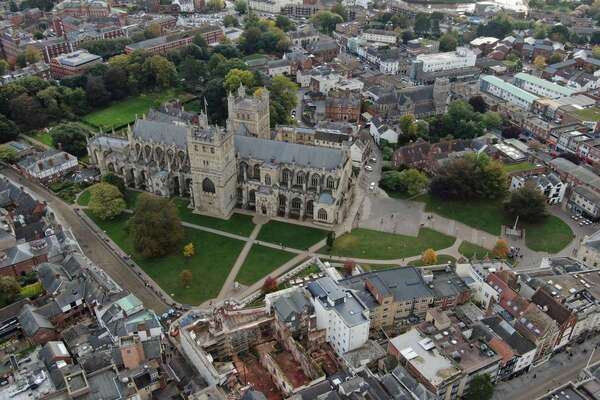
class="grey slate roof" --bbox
[235,135,345,170]
[307,277,368,328]
[18,303,54,336]
[133,119,188,149]
[272,289,312,323]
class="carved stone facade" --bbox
[88,92,353,225]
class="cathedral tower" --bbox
[187,112,237,219]
[227,85,271,139]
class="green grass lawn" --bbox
[458,241,491,259]
[417,194,507,236]
[524,215,574,253]
[575,107,600,122]
[77,189,91,206]
[408,255,456,267]
[235,245,297,285]
[82,90,185,130]
[28,131,53,147]
[323,228,455,260]
[502,162,538,174]
[175,198,255,236]
[257,220,328,249]
[20,281,42,298]
[85,210,245,304]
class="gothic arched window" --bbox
[202,178,215,193]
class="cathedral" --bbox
[87,86,355,225]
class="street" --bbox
[1,168,168,313]
[493,337,600,400]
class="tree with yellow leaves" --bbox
[421,248,437,266]
[533,55,546,71]
[492,239,509,259]
[183,243,195,258]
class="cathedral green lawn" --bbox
[257,220,328,249]
[524,216,574,253]
[418,194,506,235]
[458,241,491,259]
[84,210,245,305]
[235,245,297,285]
[81,90,184,130]
[175,199,255,236]
[323,228,456,260]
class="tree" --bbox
[145,23,162,39]
[380,171,405,193]
[593,47,600,60]
[548,53,562,64]
[49,123,92,157]
[269,76,297,127]
[401,30,414,44]
[311,10,344,34]
[85,76,111,107]
[275,15,295,32]
[128,193,184,258]
[504,183,548,222]
[533,55,546,70]
[223,15,239,27]
[0,145,17,163]
[0,115,18,143]
[330,2,348,21]
[414,13,430,35]
[439,33,458,52]
[262,276,278,293]
[206,0,224,11]
[89,183,126,220]
[430,153,508,201]
[399,114,416,135]
[224,68,255,92]
[469,95,488,113]
[25,46,42,65]
[142,55,177,88]
[181,270,192,288]
[0,60,8,76]
[398,169,429,196]
[234,0,247,13]
[102,173,125,194]
[482,111,502,129]
[183,242,195,257]
[492,239,510,259]
[421,248,438,266]
[0,276,20,306]
[464,374,494,400]
[326,231,335,249]
[502,125,521,139]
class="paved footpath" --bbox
[1,167,169,313]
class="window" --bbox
[265,174,271,185]
[282,169,290,184]
[202,178,215,193]
[296,172,304,186]
[311,174,320,187]
[326,176,335,189]
[317,208,327,221]
[253,164,260,179]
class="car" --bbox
[365,165,373,172]
[370,157,377,163]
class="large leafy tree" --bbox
[269,76,297,127]
[464,374,494,400]
[49,123,92,157]
[128,193,184,258]
[504,182,548,222]
[430,153,508,201]
[439,33,458,52]
[88,183,126,220]
[224,68,255,92]
[0,276,20,307]
[0,115,18,143]
[398,169,429,196]
[311,11,344,34]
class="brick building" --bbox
[49,49,102,78]
[325,90,361,122]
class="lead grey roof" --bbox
[133,119,188,149]
[235,135,345,170]
[18,303,54,336]
[272,289,312,322]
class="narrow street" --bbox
[1,168,169,313]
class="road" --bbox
[1,168,168,313]
[493,337,600,400]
